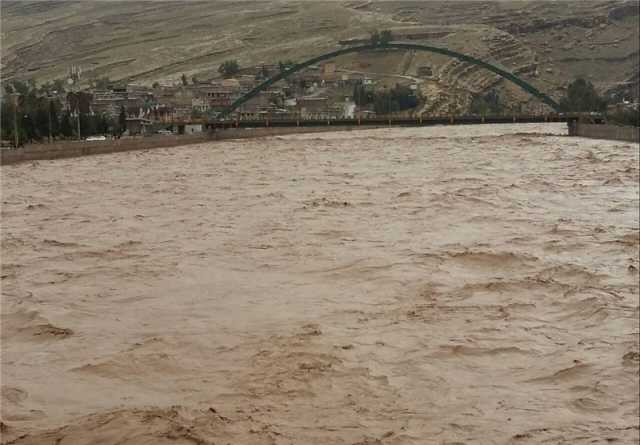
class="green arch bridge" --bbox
[222,41,562,117]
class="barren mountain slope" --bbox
[1,1,638,109]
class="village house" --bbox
[297,96,329,119]
[90,89,127,118]
[321,62,337,83]
[125,117,152,136]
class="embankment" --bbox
[0,126,376,166]
[569,122,639,143]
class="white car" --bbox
[85,135,107,141]
[157,130,173,136]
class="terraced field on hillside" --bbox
[1,1,638,112]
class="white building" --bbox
[342,99,356,118]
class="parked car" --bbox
[85,135,107,141]
[157,129,173,136]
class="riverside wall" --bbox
[568,122,639,143]
[0,126,375,166]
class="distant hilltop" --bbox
[1,1,638,112]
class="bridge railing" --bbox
[188,114,569,129]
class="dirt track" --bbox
[1,124,638,444]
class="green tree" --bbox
[259,65,270,80]
[371,84,418,114]
[21,113,36,143]
[52,79,67,94]
[60,112,73,138]
[181,73,188,86]
[391,84,417,109]
[49,99,60,137]
[560,78,607,112]
[91,76,112,90]
[118,105,127,135]
[0,81,67,143]
[1,100,18,144]
[353,82,373,106]
[218,60,240,78]
[370,30,381,45]
[470,89,502,115]
[80,113,96,138]
[34,100,50,140]
[152,81,160,89]
[278,60,295,73]
[607,107,640,126]
[380,30,393,44]
[191,107,204,119]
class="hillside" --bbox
[1,1,638,112]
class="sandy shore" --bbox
[1,123,638,444]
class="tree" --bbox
[259,65,270,80]
[1,100,18,144]
[380,30,393,44]
[470,89,502,115]
[152,81,160,89]
[91,76,112,90]
[607,107,640,126]
[52,79,67,94]
[49,99,60,137]
[80,113,96,138]
[0,81,68,143]
[118,105,127,135]
[371,84,418,114]
[34,101,50,140]
[391,84,417,110]
[181,73,188,86]
[191,75,198,85]
[560,78,607,112]
[60,112,73,138]
[353,82,373,106]
[191,107,204,119]
[370,30,381,45]
[11,80,31,97]
[218,60,240,78]
[278,60,295,73]
[21,113,36,143]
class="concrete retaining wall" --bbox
[569,123,639,143]
[0,126,373,166]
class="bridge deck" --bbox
[172,114,570,130]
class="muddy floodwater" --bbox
[1,123,638,444]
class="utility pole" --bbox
[68,65,82,140]
[386,85,392,120]
[358,82,362,119]
[77,101,82,140]
[48,95,53,143]
[12,93,20,148]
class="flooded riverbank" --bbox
[2,123,638,444]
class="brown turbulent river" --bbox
[1,124,638,444]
